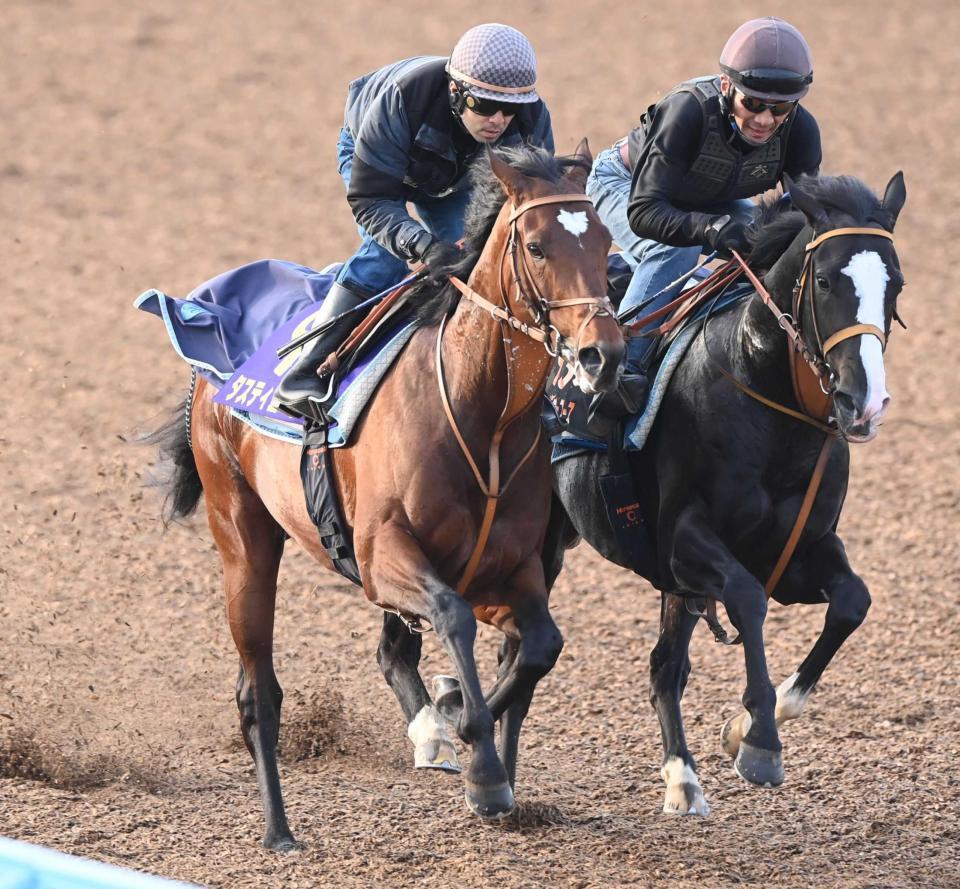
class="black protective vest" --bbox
[641,76,794,208]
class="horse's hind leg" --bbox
[650,592,709,815]
[721,533,870,759]
[202,471,295,851]
[376,612,460,772]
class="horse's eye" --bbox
[815,274,830,290]
[527,243,545,260]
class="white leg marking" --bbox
[408,704,461,773]
[661,756,710,815]
[775,672,811,724]
[841,250,890,423]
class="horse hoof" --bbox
[464,780,515,820]
[734,742,784,787]
[661,757,710,816]
[263,833,303,853]
[414,738,462,773]
[663,783,711,816]
[721,712,749,758]
[432,675,464,724]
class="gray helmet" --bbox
[446,23,539,104]
[719,17,813,101]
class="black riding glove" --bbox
[420,238,462,281]
[704,216,750,258]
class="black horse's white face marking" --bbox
[841,249,892,437]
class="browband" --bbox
[804,227,894,252]
[508,194,593,223]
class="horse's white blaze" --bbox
[841,250,890,421]
[558,209,589,237]
[774,672,810,723]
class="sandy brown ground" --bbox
[1,1,958,886]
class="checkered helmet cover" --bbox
[446,23,539,103]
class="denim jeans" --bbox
[334,127,470,295]
[586,142,754,366]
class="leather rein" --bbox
[439,193,614,595]
[719,226,895,597]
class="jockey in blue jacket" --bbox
[587,17,821,372]
[278,23,554,419]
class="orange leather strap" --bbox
[765,435,835,595]
[434,315,543,595]
[822,323,885,356]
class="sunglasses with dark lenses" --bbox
[738,93,798,116]
[465,94,522,118]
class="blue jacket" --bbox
[343,56,554,260]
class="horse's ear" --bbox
[565,138,593,191]
[488,147,528,204]
[881,171,906,228]
[787,175,827,227]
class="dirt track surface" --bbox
[2,1,959,886]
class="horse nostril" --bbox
[833,390,857,419]
[577,346,603,377]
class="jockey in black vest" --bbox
[586,17,821,373]
[277,23,554,421]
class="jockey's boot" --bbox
[275,281,368,421]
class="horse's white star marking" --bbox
[558,209,589,237]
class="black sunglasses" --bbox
[464,94,522,118]
[738,92,797,116]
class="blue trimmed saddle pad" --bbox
[135,259,416,447]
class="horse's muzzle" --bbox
[575,339,624,394]
[832,389,891,442]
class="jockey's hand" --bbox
[705,217,750,258]
[420,239,462,281]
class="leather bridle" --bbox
[449,193,615,361]
[792,226,894,409]
[441,192,615,595]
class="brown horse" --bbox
[146,144,624,850]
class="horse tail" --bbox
[141,377,204,525]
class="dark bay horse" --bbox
[147,144,624,849]
[549,172,906,815]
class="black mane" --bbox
[405,145,590,327]
[747,174,891,272]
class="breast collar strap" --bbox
[441,192,612,595]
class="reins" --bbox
[703,226,896,602]
[439,192,612,595]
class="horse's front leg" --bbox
[376,612,460,772]
[671,505,783,787]
[367,523,513,819]
[650,591,709,814]
[721,532,870,758]
[483,575,563,789]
